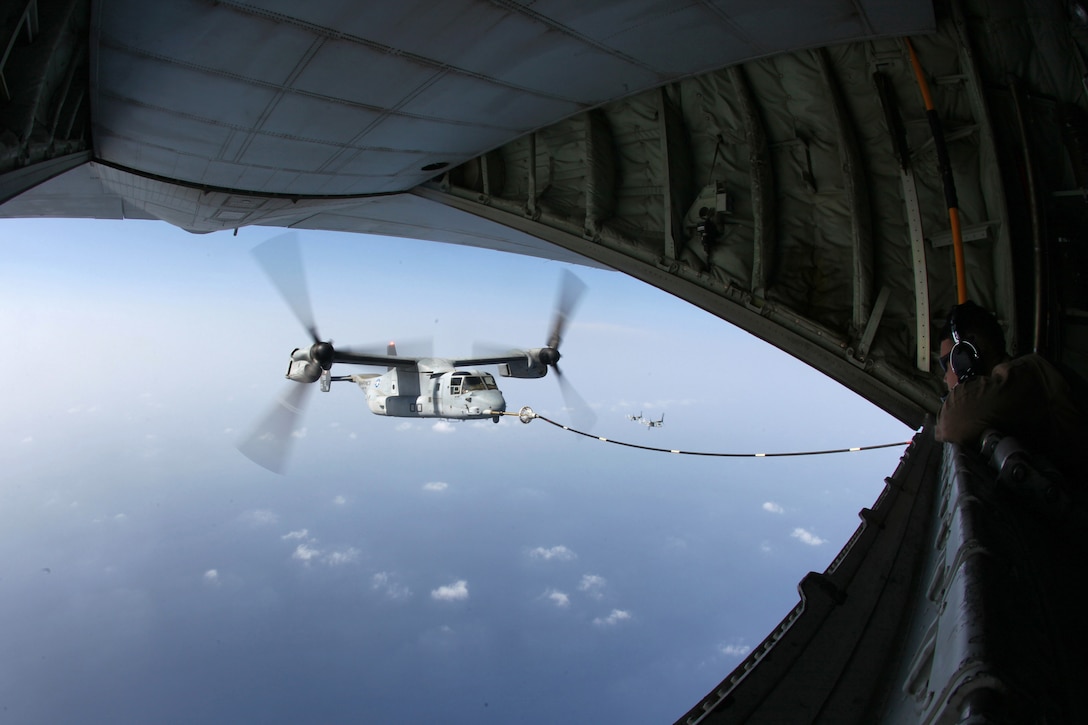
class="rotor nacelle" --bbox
[497,348,555,379]
[285,343,333,383]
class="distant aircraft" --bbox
[642,413,665,429]
[627,411,643,421]
[239,234,594,472]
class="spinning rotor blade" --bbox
[252,233,321,342]
[554,365,597,431]
[547,269,587,351]
[237,383,313,474]
[339,337,435,359]
[545,270,595,429]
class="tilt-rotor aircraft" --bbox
[238,234,592,473]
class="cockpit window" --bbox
[450,373,497,394]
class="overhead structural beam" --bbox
[582,110,616,240]
[0,0,40,102]
[51,38,87,138]
[1008,74,1044,353]
[480,150,492,197]
[728,64,775,297]
[815,48,874,337]
[584,113,599,238]
[526,132,538,219]
[856,286,891,361]
[874,70,932,372]
[657,87,678,260]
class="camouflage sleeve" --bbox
[934,360,1039,446]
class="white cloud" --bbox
[292,543,321,562]
[281,527,356,566]
[203,569,219,585]
[290,427,307,439]
[332,495,347,507]
[324,547,359,566]
[395,422,414,432]
[720,643,751,657]
[578,574,606,599]
[431,579,469,601]
[432,421,456,434]
[239,509,278,526]
[423,481,448,492]
[530,545,576,561]
[791,528,826,546]
[594,609,631,626]
[762,501,784,514]
[372,572,412,601]
[545,589,570,608]
[20,436,33,445]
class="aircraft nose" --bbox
[480,390,505,413]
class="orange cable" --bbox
[906,38,968,304]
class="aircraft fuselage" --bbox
[352,362,505,421]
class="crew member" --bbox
[935,301,1087,487]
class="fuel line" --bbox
[491,407,912,458]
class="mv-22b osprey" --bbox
[238,234,592,473]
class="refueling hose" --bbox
[493,407,911,458]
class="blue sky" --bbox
[0,218,911,724]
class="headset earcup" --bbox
[950,340,979,381]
